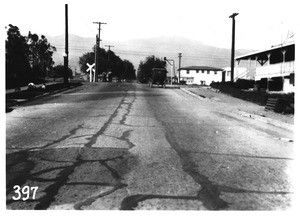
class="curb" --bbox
[6,82,61,94]
[180,87,208,101]
[180,87,294,131]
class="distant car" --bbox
[149,68,168,88]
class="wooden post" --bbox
[229,13,238,82]
[64,4,69,84]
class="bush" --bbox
[210,81,294,107]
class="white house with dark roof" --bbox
[179,66,224,85]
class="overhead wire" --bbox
[52,6,230,63]
[54,46,230,62]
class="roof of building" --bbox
[235,41,295,61]
[179,66,224,71]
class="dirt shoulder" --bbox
[182,86,294,127]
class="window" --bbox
[201,70,204,73]
[207,71,210,74]
[196,70,199,73]
[214,71,218,75]
[227,71,230,76]
[187,70,189,74]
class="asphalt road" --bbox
[6,82,294,210]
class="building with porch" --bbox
[235,42,295,93]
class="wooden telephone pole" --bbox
[64,4,69,84]
[93,22,107,82]
[229,13,238,82]
[178,53,182,84]
[105,44,114,61]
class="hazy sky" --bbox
[1,0,297,50]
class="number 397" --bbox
[12,185,38,201]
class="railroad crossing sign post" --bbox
[86,63,95,82]
[164,57,175,85]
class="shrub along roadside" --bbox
[210,82,294,113]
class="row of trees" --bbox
[79,47,136,81]
[136,55,167,83]
[6,24,166,87]
[6,24,57,88]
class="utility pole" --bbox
[178,53,182,84]
[164,57,175,85]
[105,44,114,62]
[229,13,238,82]
[93,35,100,82]
[105,45,114,51]
[93,22,107,82]
[63,4,69,84]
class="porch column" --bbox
[248,57,251,79]
[254,56,260,91]
[281,49,287,75]
[255,56,258,80]
[281,49,287,91]
[235,59,241,81]
[255,56,258,66]
[267,53,271,65]
[266,53,271,91]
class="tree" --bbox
[5,24,31,82]
[122,60,136,81]
[51,65,73,80]
[27,32,56,79]
[5,25,57,88]
[78,47,136,81]
[137,55,166,83]
[98,47,110,75]
[78,50,95,73]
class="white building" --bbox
[179,66,224,85]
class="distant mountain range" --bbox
[47,34,255,73]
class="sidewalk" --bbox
[181,86,294,131]
[6,81,82,112]
[6,81,60,94]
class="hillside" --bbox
[47,34,254,73]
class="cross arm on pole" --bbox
[229,13,239,18]
[105,45,114,51]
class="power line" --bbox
[55,46,230,62]
[55,45,231,58]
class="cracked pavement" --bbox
[6,82,294,210]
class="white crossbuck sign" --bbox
[86,63,95,82]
